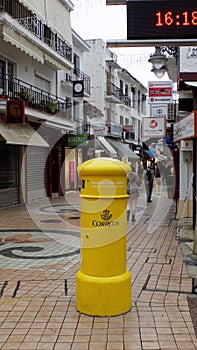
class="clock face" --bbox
[127,0,197,40]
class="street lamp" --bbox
[148,46,168,79]
[151,65,169,79]
[148,47,168,70]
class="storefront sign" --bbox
[180,140,193,151]
[107,122,122,137]
[151,104,168,118]
[148,81,173,104]
[73,80,84,97]
[93,126,108,136]
[7,99,25,124]
[173,111,197,142]
[67,134,87,146]
[142,117,166,138]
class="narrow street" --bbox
[0,184,196,349]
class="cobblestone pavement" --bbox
[0,186,197,350]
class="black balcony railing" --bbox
[106,82,121,100]
[2,74,73,116]
[106,82,131,107]
[0,0,72,62]
[120,94,131,107]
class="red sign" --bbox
[148,81,173,104]
[7,99,25,124]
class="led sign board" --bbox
[127,0,197,41]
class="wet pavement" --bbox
[0,185,197,349]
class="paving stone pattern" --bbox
[0,191,196,349]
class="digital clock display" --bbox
[127,0,197,40]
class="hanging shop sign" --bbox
[142,117,166,138]
[173,111,197,142]
[151,104,168,118]
[93,126,108,136]
[107,122,122,137]
[148,81,173,104]
[73,80,84,97]
[7,99,25,124]
[67,134,87,147]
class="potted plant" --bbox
[46,100,58,114]
[17,88,34,107]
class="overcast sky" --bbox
[70,0,170,87]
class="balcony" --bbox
[1,74,73,118]
[61,67,91,95]
[0,0,72,65]
[105,82,121,103]
[120,94,131,108]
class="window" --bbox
[120,115,124,125]
[125,84,128,96]
[0,59,14,94]
[138,90,140,113]
[73,53,80,71]
[131,87,135,108]
[120,80,123,96]
[35,74,51,92]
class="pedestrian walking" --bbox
[164,161,175,198]
[144,164,154,203]
[137,164,144,183]
[127,167,141,222]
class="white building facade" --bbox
[0,1,148,207]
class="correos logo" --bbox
[92,209,120,227]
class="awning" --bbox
[43,53,72,73]
[144,149,156,158]
[2,22,44,63]
[185,81,197,87]
[0,121,49,147]
[97,136,117,157]
[106,138,140,161]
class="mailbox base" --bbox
[76,270,131,316]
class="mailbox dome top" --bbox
[78,157,131,176]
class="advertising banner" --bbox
[151,104,168,118]
[142,117,166,138]
[148,81,173,104]
[173,111,197,142]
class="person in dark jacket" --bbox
[143,164,154,203]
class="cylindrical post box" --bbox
[76,157,131,316]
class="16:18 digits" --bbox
[156,11,197,26]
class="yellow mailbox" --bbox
[76,157,131,316]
